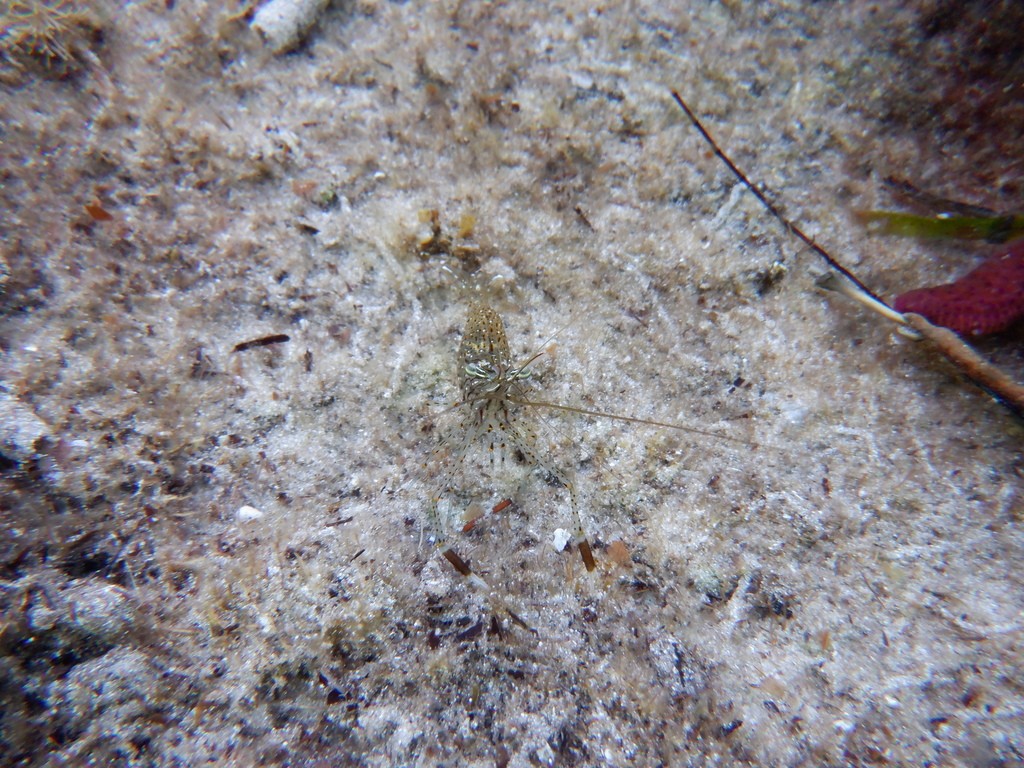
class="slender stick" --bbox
[670,90,889,308]
[901,314,1024,417]
[671,89,1024,418]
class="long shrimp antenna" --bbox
[505,397,751,445]
[669,90,888,308]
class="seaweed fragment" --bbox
[893,241,1024,337]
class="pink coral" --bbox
[893,240,1024,336]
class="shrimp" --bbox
[425,301,745,626]
[427,303,592,592]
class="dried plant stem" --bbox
[901,313,1024,416]
[815,272,918,336]
[671,90,885,305]
[817,273,1024,414]
[671,89,1024,419]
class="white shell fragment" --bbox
[237,504,265,523]
[251,0,330,53]
[0,390,51,463]
[551,528,572,553]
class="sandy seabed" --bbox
[1,1,1023,766]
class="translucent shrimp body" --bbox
[428,304,595,595]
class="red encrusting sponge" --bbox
[893,240,1024,336]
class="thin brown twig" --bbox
[901,313,1024,416]
[670,90,885,305]
[671,89,1024,419]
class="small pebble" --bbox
[551,528,571,552]
[252,0,330,53]
[237,505,265,523]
